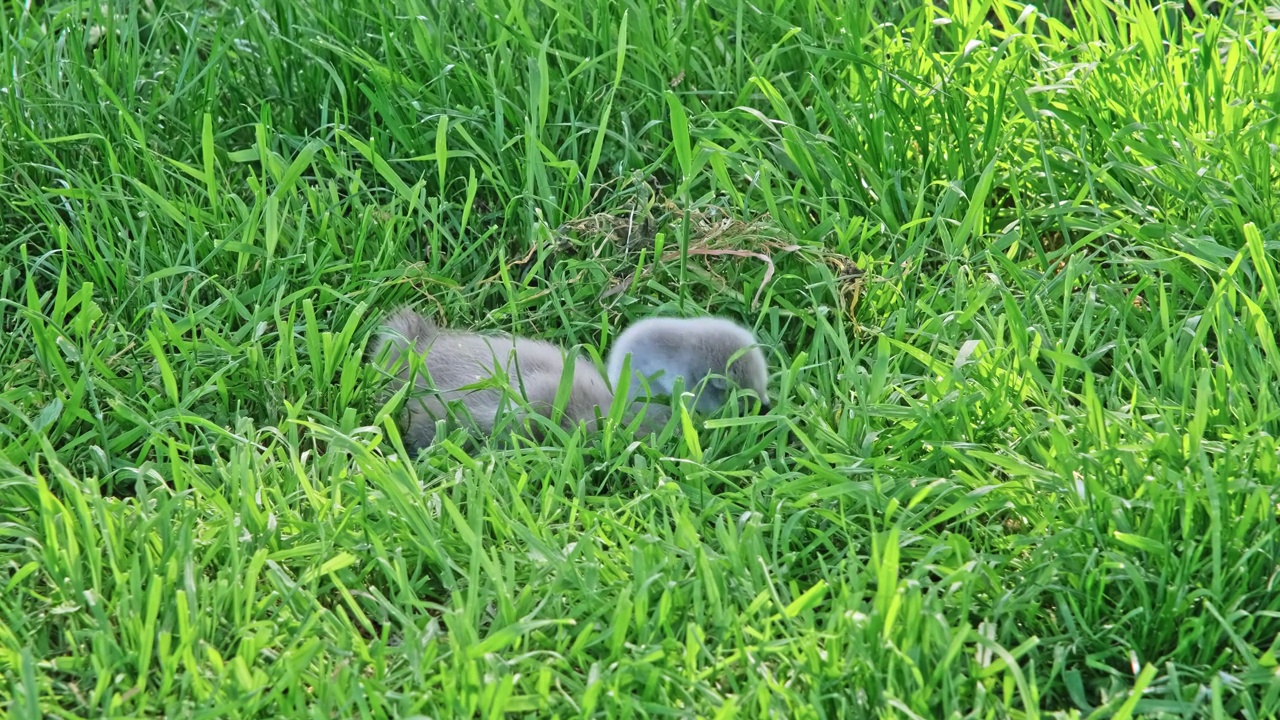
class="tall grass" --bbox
[2,0,1279,716]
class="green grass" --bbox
[2,0,1280,716]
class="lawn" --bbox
[2,0,1280,717]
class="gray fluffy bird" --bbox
[605,316,771,414]
[369,310,768,451]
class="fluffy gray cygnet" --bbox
[369,308,623,450]
[605,316,771,414]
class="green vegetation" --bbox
[3,0,1279,716]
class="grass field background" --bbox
[3,0,1280,716]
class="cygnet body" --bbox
[605,316,770,414]
[369,308,618,449]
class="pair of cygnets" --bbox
[369,308,771,450]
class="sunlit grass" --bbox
[2,0,1279,716]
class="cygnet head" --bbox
[605,316,771,415]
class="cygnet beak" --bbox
[737,394,769,416]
